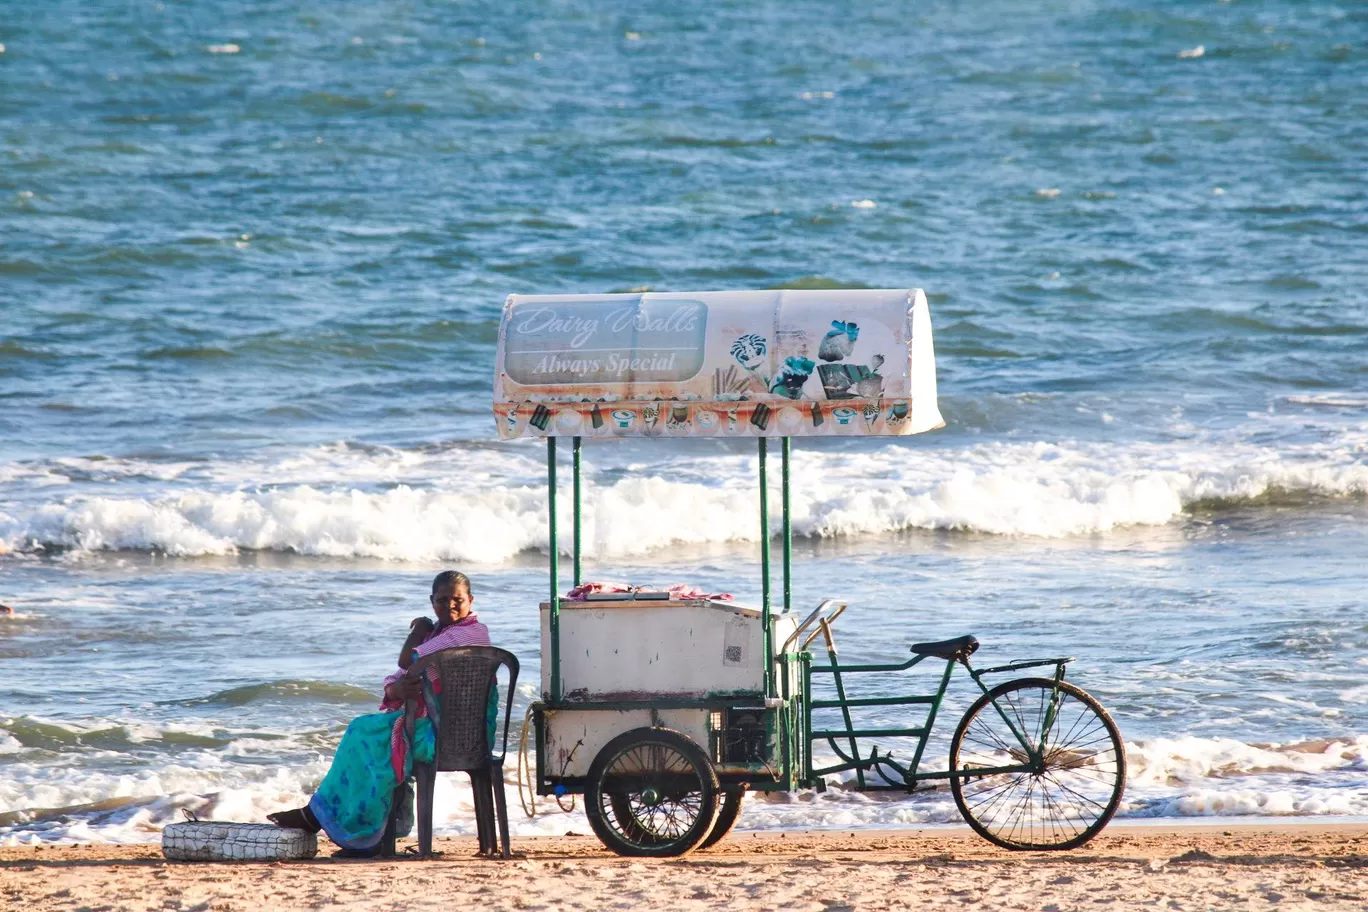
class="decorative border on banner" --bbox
[494,398,926,439]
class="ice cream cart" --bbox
[495,289,1125,857]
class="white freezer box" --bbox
[539,599,800,701]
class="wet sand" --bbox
[3,823,1366,911]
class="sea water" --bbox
[1,0,1366,843]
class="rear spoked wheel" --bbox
[950,678,1125,850]
[698,788,745,850]
[586,728,719,857]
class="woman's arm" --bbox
[397,616,434,669]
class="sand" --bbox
[3,823,1367,912]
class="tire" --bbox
[698,788,745,850]
[585,728,719,857]
[949,677,1125,851]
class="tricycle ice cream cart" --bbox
[494,289,1125,857]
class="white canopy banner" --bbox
[493,289,942,439]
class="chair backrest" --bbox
[405,645,519,772]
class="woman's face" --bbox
[430,581,473,626]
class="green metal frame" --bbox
[803,642,1074,790]
[538,433,800,795]
[547,435,791,707]
[540,433,1077,800]
[547,438,560,703]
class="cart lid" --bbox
[493,289,942,439]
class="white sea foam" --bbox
[1287,394,1368,408]
[3,731,1364,843]
[1,433,1365,561]
[1127,735,1368,785]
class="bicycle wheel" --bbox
[698,788,745,850]
[949,677,1125,850]
[585,728,719,857]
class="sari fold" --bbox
[308,710,434,851]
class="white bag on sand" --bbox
[162,820,317,862]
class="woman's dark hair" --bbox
[431,570,471,595]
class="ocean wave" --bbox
[0,716,300,754]
[1127,735,1368,784]
[1,435,1365,562]
[170,680,380,708]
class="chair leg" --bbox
[490,759,511,859]
[479,770,497,856]
[467,770,489,855]
[416,763,436,858]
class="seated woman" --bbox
[267,570,491,854]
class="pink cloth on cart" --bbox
[565,581,733,601]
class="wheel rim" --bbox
[954,682,1123,849]
[598,741,710,849]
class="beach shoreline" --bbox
[4,823,1365,911]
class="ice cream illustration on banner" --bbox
[750,402,771,430]
[820,354,885,401]
[770,356,816,399]
[529,404,552,431]
[730,333,769,388]
[667,403,690,432]
[555,407,583,433]
[507,402,532,436]
[818,320,858,362]
[854,354,886,398]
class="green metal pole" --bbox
[781,437,792,617]
[759,438,771,698]
[548,437,560,703]
[572,436,582,588]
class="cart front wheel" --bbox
[949,677,1125,851]
[586,728,719,857]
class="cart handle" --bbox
[801,606,846,652]
[782,599,847,653]
[800,600,850,652]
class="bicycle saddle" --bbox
[910,635,979,662]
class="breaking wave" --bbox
[1,434,1365,562]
